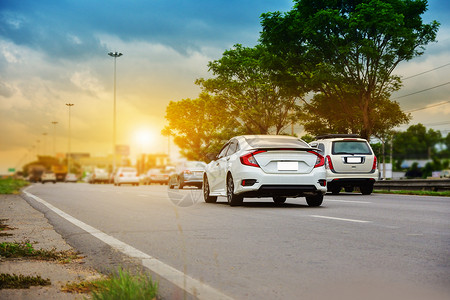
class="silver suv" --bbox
[310,134,378,195]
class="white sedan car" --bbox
[203,135,327,206]
[113,167,139,186]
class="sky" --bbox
[0,0,449,174]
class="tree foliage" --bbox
[197,44,303,135]
[260,0,439,139]
[163,93,241,161]
[393,123,443,161]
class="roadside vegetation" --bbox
[0,240,80,262]
[0,273,51,289]
[0,178,29,194]
[63,268,158,300]
[375,190,450,197]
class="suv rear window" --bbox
[332,141,372,155]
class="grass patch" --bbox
[374,190,450,197]
[62,279,103,294]
[0,240,81,262]
[0,273,51,289]
[89,268,158,300]
[0,178,29,194]
[0,219,14,237]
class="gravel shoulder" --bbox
[0,194,103,299]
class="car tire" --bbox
[178,177,184,189]
[330,187,341,195]
[360,183,374,195]
[273,197,286,204]
[227,174,243,206]
[203,176,217,203]
[305,194,323,207]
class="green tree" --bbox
[260,0,439,139]
[197,44,303,135]
[163,93,240,162]
[393,123,442,162]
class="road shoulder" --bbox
[0,194,102,299]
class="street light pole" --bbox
[51,121,58,157]
[108,51,123,172]
[66,103,74,173]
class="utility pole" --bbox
[51,121,58,157]
[108,51,123,172]
[66,103,74,173]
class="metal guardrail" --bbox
[374,179,450,192]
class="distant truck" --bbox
[51,164,68,182]
[27,164,45,182]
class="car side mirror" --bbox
[206,153,217,161]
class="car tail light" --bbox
[372,156,377,171]
[308,151,325,168]
[184,170,192,175]
[240,150,266,168]
[119,173,123,177]
[326,155,334,171]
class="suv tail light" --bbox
[372,156,377,171]
[240,150,266,168]
[326,155,334,171]
[308,151,325,168]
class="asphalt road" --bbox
[23,183,450,300]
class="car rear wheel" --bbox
[330,187,341,195]
[227,175,243,206]
[360,183,374,195]
[273,197,286,204]
[178,177,184,189]
[305,194,323,207]
[203,176,217,203]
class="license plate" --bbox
[277,161,298,171]
[347,157,362,163]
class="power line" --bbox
[403,62,450,80]
[405,100,450,113]
[393,82,450,100]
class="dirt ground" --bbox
[0,194,103,300]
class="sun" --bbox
[135,129,154,148]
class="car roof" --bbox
[315,134,361,140]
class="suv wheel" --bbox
[330,186,341,195]
[360,183,374,195]
[305,194,323,207]
[273,197,286,204]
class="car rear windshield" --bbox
[332,141,372,155]
[245,136,310,149]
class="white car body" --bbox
[65,173,78,183]
[310,134,379,195]
[203,135,327,206]
[41,171,56,184]
[113,167,139,186]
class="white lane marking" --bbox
[310,215,372,223]
[23,188,232,300]
[326,199,372,204]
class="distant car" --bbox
[90,168,109,184]
[65,173,78,183]
[203,135,326,206]
[310,134,378,195]
[143,169,169,185]
[114,167,139,186]
[441,170,450,178]
[41,171,56,184]
[169,161,206,189]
